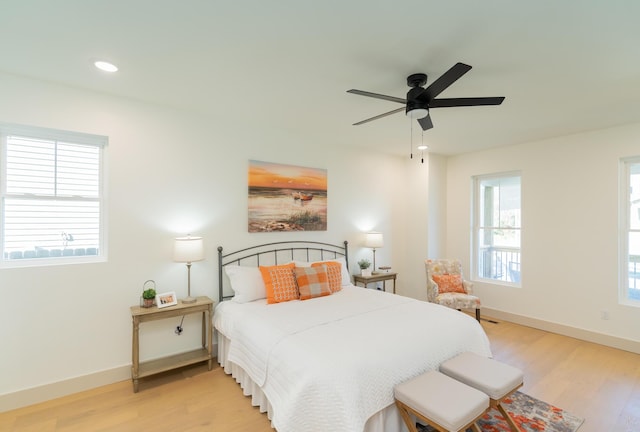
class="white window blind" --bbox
[1,124,106,265]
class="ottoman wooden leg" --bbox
[497,402,519,432]
[395,400,419,432]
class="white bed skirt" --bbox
[216,331,408,432]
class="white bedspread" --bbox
[214,286,491,432]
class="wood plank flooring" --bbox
[1,317,639,431]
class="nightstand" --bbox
[130,296,213,392]
[353,272,397,294]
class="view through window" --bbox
[622,158,640,303]
[473,173,521,285]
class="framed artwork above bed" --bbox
[248,160,327,232]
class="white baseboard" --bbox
[1,342,220,413]
[483,307,640,355]
[0,365,131,413]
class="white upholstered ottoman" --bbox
[394,370,489,432]
[439,352,524,432]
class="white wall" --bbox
[0,72,430,409]
[445,122,640,346]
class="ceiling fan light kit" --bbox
[406,107,428,119]
[347,62,505,134]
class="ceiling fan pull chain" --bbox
[410,118,413,159]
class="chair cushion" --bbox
[436,292,481,310]
[432,273,466,293]
[395,370,488,431]
[440,352,524,400]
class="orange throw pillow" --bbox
[432,274,465,294]
[311,261,342,293]
[295,265,332,300]
[260,262,298,304]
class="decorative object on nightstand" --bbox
[155,291,178,309]
[140,280,156,308]
[365,231,384,272]
[174,235,204,304]
[358,258,372,276]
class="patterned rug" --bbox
[417,391,583,432]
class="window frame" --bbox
[471,171,522,287]
[0,123,108,268]
[619,157,640,306]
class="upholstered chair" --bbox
[425,259,481,322]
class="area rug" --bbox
[417,391,583,432]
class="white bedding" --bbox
[214,285,491,432]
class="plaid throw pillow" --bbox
[311,261,342,292]
[260,263,299,304]
[295,265,332,300]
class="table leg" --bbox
[201,311,206,348]
[207,305,213,370]
[132,317,140,393]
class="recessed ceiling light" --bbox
[94,61,118,72]
[417,145,428,150]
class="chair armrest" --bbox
[463,280,474,295]
[426,278,439,302]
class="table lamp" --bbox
[174,235,204,304]
[365,232,384,272]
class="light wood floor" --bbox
[1,317,639,431]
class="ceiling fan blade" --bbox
[353,107,405,125]
[424,62,472,100]
[347,89,406,104]
[430,97,505,108]
[417,113,433,131]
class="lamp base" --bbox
[182,296,197,304]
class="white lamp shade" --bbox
[365,232,384,248]
[174,236,204,263]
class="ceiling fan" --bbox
[347,62,505,131]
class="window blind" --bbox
[1,127,105,262]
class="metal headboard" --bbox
[217,240,349,301]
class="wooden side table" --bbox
[353,272,398,294]
[130,296,214,392]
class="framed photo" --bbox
[156,291,177,309]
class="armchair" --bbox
[425,259,481,322]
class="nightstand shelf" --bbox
[130,296,213,392]
[137,348,210,378]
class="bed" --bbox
[214,241,492,432]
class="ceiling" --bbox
[1,1,639,156]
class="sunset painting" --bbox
[248,160,327,232]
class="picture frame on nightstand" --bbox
[156,291,177,308]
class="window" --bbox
[0,123,106,266]
[620,158,640,304]
[472,172,521,285]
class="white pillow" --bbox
[225,265,266,303]
[292,257,351,286]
